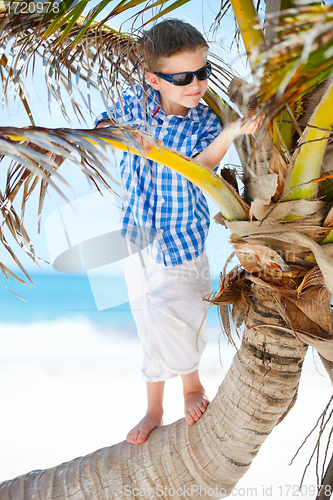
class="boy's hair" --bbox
[139,19,208,73]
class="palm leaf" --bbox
[0,124,118,285]
[283,80,333,201]
[93,131,249,220]
[0,53,35,125]
[4,124,248,219]
[0,0,188,117]
[0,123,248,288]
[143,0,190,25]
[1,0,234,123]
[0,6,139,120]
[212,0,265,54]
[250,5,333,120]
[229,0,265,68]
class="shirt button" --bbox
[163,129,168,136]
[160,197,165,203]
[160,228,164,233]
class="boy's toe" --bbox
[193,406,202,418]
[185,412,195,425]
[126,428,141,444]
[137,432,148,444]
[198,400,209,412]
[126,432,135,444]
[189,408,200,422]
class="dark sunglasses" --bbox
[155,62,212,87]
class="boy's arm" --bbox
[195,114,264,171]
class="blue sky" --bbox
[1,0,245,283]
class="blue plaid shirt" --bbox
[94,84,222,266]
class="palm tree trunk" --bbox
[0,283,308,500]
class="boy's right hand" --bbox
[132,134,164,155]
[96,119,115,128]
[96,121,163,154]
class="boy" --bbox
[95,19,262,445]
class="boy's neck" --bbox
[159,93,189,117]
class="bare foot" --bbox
[184,390,209,425]
[126,413,163,445]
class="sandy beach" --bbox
[0,317,332,499]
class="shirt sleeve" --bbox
[93,86,138,128]
[191,109,223,160]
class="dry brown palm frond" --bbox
[205,267,246,306]
[0,123,148,285]
[204,267,251,346]
[233,240,290,274]
[277,293,332,340]
[0,2,141,122]
[0,21,140,123]
[0,53,35,125]
[297,265,326,295]
[225,267,333,366]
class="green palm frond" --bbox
[250,5,333,120]
[283,80,333,201]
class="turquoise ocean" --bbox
[0,272,222,339]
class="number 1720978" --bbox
[5,1,59,14]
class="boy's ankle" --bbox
[183,384,205,397]
[146,406,164,419]
[181,371,205,396]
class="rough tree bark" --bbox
[0,283,308,500]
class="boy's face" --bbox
[146,49,209,117]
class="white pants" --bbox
[124,247,211,382]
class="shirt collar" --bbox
[186,106,201,121]
[147,85,161,115]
